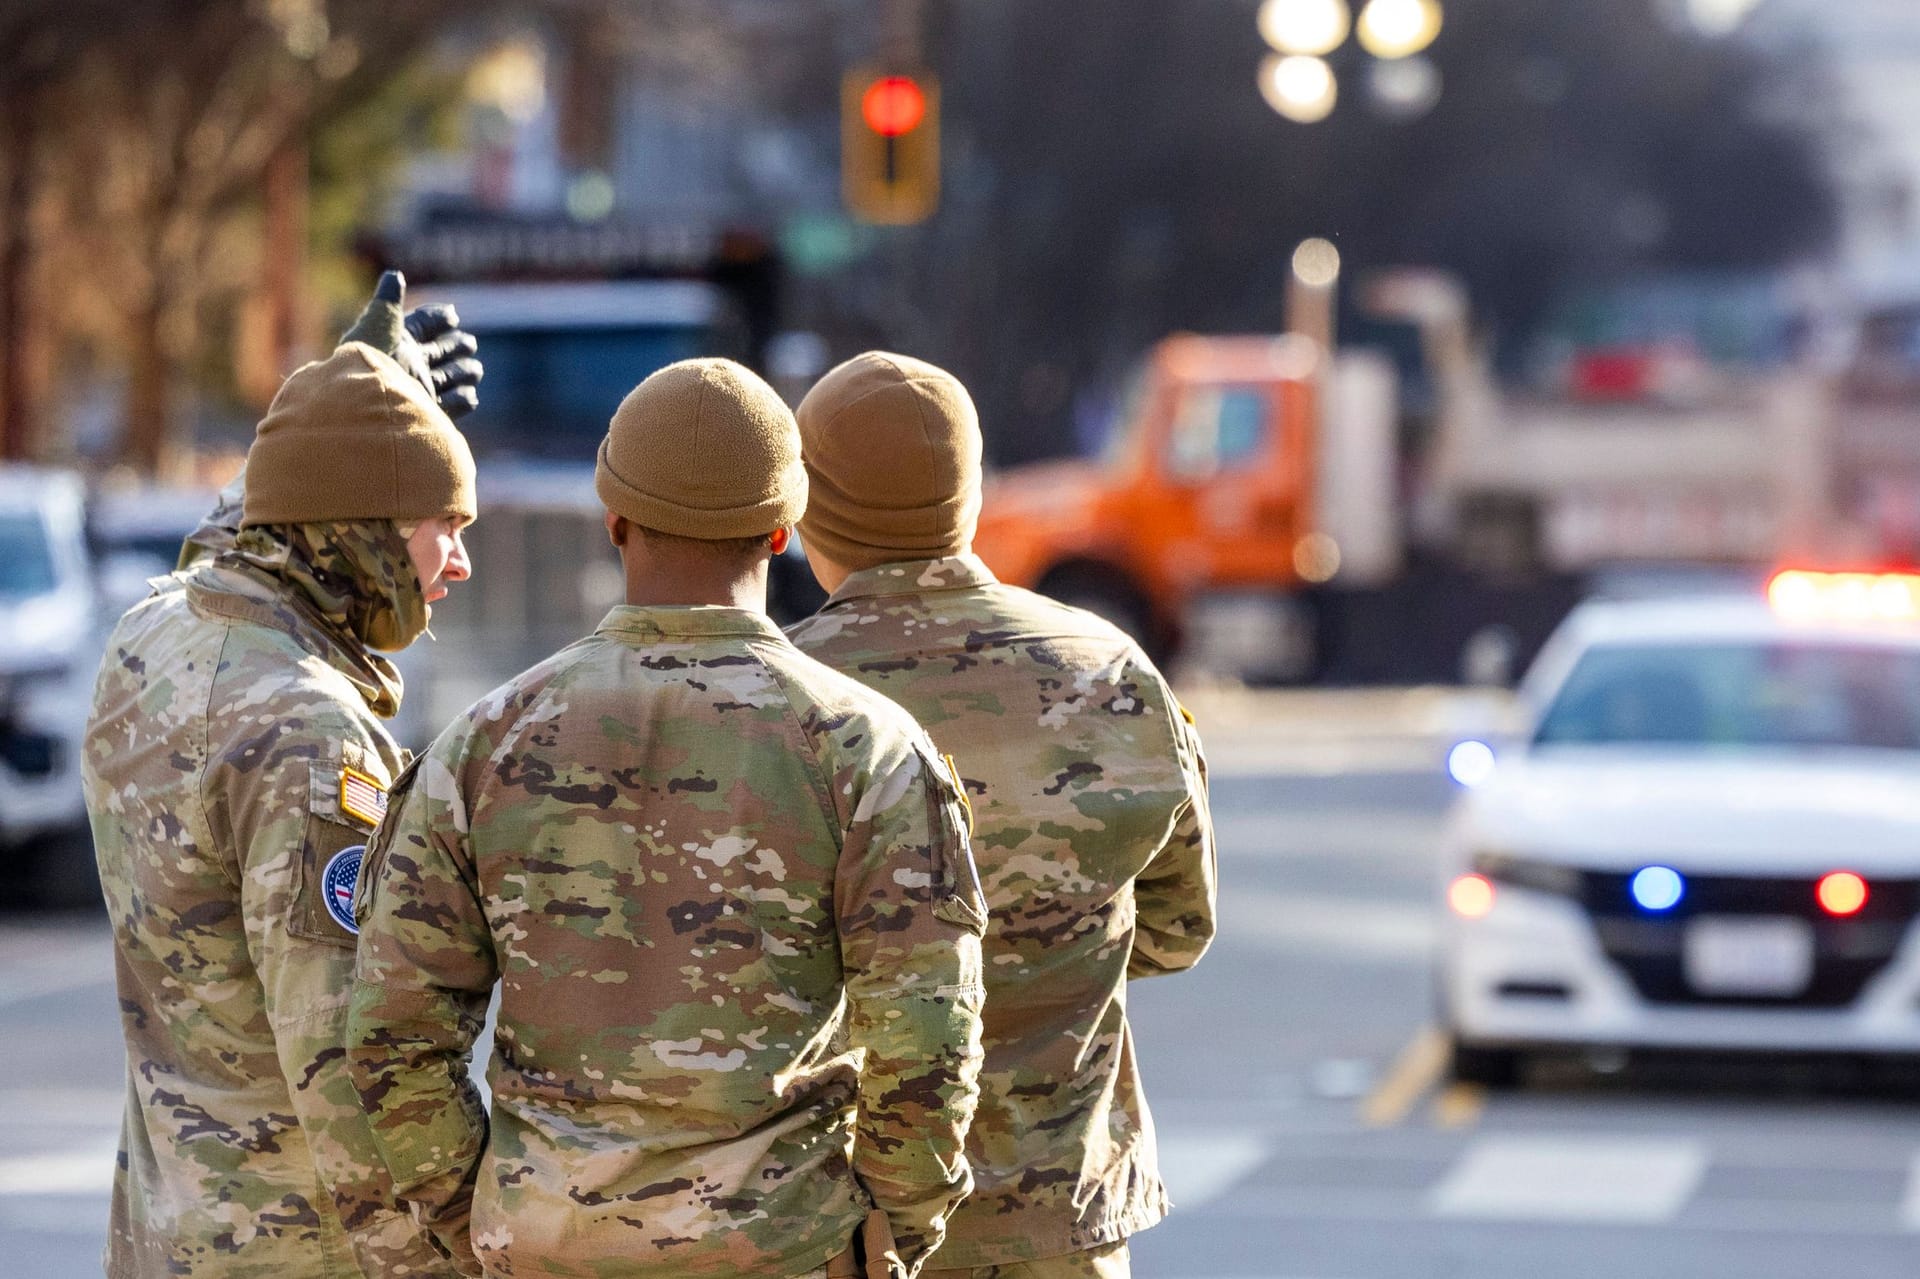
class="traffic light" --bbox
[843,68,940,225]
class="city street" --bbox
[5,691,1919,1278]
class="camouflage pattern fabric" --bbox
[786,555,1215,1268]
[178,466,249,569]
[83,521,454,1278]
[347,605,989,1279]
[923,1238,1130,1279]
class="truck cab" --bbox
[973,334,1394,674]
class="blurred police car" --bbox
[1439,571,1920,1084]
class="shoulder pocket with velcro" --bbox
[288,745,392,946]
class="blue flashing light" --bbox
[1447,740,1497,788]
[1631,865,1685,912]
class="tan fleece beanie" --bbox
[595,358,806,539]
[242,342,476,526]
[795,352,982,572]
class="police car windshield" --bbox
[0,513,57,597]
[1534,641,1920,752]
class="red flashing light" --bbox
[861,76,927,137]
[1768,570,1920,623]
[1816,871,1868,917]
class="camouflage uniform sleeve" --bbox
[836,737,989,1278]
[1128,689,1219,980]
[346,737,496,1278]
[220,709,460,1276]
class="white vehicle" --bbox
[0,469,96,856]
[1439,571,1920,1084]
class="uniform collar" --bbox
[596,604,788,643]
[825,554,999,607]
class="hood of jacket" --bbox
[207,519,426,718]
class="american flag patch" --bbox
[340,766,388,826]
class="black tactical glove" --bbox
[340,270,484,419]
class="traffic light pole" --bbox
[881,0,924,68]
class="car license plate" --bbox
[1683,917,1815,997]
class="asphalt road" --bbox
[6,695,1919,1277]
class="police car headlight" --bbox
[1470,851,1582,899]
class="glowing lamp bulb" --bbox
[861,76,927,137]
[1447,740,1496,787]
[1259,53,1339,123]
[1448,874,1495,919]
[1356,0,1443,59]
[1630,866,1685,912]
[1258,0,1353,57]
[1817,871,1868,916]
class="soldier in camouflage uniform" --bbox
[786,353,1217,1279]
[82,275,482,1278]
[346,358,989,1279]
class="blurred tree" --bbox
[0,0,103,462]
[1,0,462,471]
[306,60,467,331]
[897,0,1837,463]
[75,0,455,471]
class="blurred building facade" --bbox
[1747,0,1920,292]
[391,6,839,233]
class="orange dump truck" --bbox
[971,269,1848,683]
[971,332,1405,679]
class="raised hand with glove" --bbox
[340,269,484,420]
[179,270,484,567]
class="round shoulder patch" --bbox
[322,845,366,936]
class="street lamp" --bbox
[1257,0,1442,121]
[1355,0,1444,60]
[1259,54,1338,124]
[1257,0,1351,58]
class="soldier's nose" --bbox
[446,530,473,582]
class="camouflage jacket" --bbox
[346,605,989,1279]
[82,525,455,1277]
[786,555,1216,1267]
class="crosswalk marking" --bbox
[1157,1131,1271,1209]
[0,1146,116,1196]
[1428,1135,1707,1223]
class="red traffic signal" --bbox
[862,76,928,137]
[843,68,940,225]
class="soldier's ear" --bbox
[605,512,628,549]
[769,527,791,555]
